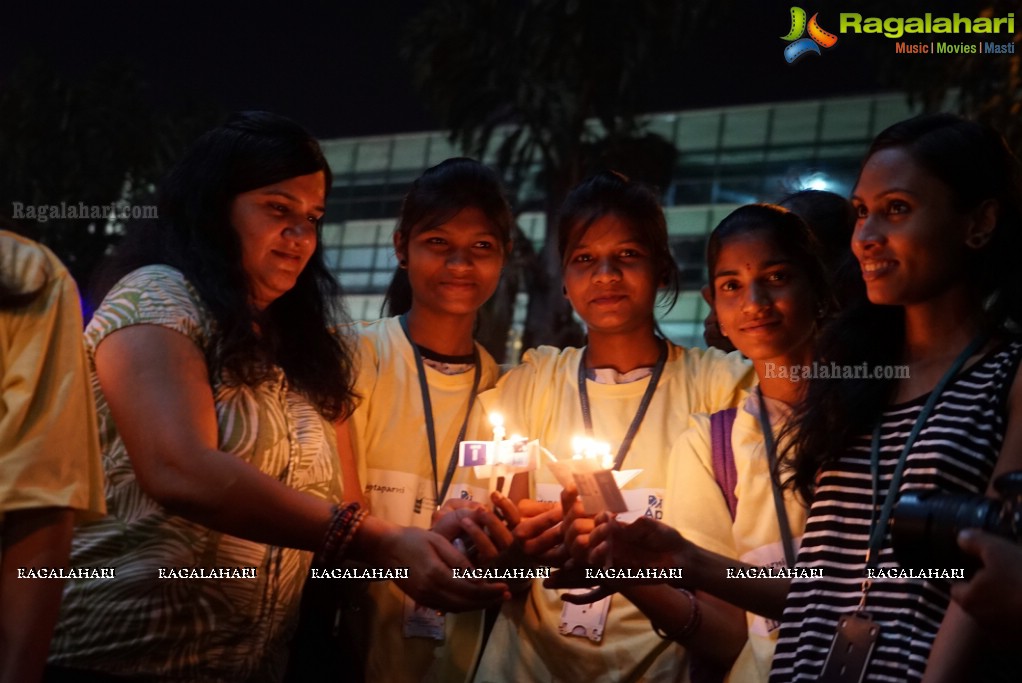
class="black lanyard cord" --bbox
[755,388,797,569]
[577,337,669,471]
[865,333,989,571]
[399,314,481,507]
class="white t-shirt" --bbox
[665,394,808,682]
[349,316,501,683]
[474,343,753,683]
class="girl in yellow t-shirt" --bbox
[342,158,516,683]
[474,171,754,682]
[575,204,833,682]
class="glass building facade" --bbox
[319,93,918,354]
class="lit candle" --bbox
[571,436,612,468]
[490,412,506,442]
[571,435,586,460]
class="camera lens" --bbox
[891,491,1006,576]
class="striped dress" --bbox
[770,341,1022,683]
[49,266,343,682]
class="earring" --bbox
[718,323,727,337]
[965,234,988,249]
[399,259,408,269]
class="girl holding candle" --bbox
[573,203,834,682]
[473,171,755,682]
[44,114,506,683]
[341,157,516,683]
[583,114,1022,682]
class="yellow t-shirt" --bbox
[349,316,501,683]
[473,343,753,683]
[665,394,808,683]
[0,230,104,525]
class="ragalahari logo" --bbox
[781,7,838,63]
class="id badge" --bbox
[401,595,446,640]
[558,589,611,642]
[819,612,880,683]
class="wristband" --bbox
[316,502,366,566]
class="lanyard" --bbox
[577,338,668,471]
[399,314,481,508]
[755,388,797,569]
[864,333,988,571]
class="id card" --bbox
[401,595,445,640]
[574,469,629,515]
[819,612,880,683]
[558,590,611,642]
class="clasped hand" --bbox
[550,489,692,602]
[370,500,514,613]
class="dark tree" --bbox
[402,0,716,358]
[860,0,1021,154]
[0,55,222,290]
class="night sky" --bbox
[5,1,887,140]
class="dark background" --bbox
[3,1,883,139]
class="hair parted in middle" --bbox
[384,157,514,316]
[707,203,834,318]
[783,112,1022,503]
[557,170,681,312]
[92,110,356,422]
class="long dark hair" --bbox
[93,111,356,421]
[558,171,681,312]
[785,113,1022,502]
[776,190,855,272]
[777,189,864,309]
[383,157,513,316]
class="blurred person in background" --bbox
[1,228,105,683]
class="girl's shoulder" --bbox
[972,336,1022,403]
[344,316,399,341]
[995,336,1022,409]
[86,265,212,353]
[113,264,191,295]
[337,317,411,381]
[665,343,754,385]
[473,341,501,387]
[669,342,746,366]
[493,344,582,393]
[518,344,583,371]
[1000,337,1022,358]
[0,230,57,296]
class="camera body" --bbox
[891,471,1022,576]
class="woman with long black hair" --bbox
[45,112,506,683]
[770,113,1022,682]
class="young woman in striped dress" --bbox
[769,113,1022,682]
